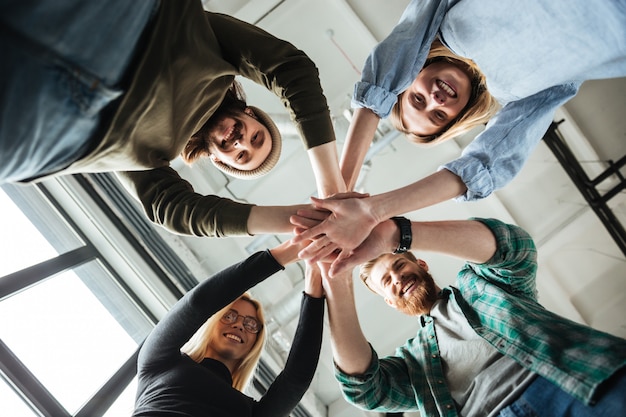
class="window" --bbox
[0,176,180,417]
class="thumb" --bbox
[310,196,334,211]
[329,250,353,277]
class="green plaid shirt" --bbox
[336,218,626,416]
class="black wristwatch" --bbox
[390,216,412,254]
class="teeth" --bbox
[225,333,242,343]
[224,126,235,141]
[437,80,456,97]
[401,281,414,296]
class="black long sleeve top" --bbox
[132,250,324,416]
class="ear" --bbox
[244,107,256,118]
[417,259,429,271]
[209,153,220,163]
[384,297,396,308]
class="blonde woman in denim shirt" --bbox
[292,0,626,270]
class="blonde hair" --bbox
[390,39,500,145]
[359,252,419,294]
[180,293,266,391]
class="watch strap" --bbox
[390,216,412,254]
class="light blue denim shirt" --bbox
[354,0,626,200]
[0,0,158,183]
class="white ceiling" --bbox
[153,1,626,416]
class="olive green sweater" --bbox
[40,0,335,237]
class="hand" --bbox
[291,193,379,258]
[304,260,324,298]
[290,192,369,234]
[328,220,396,277]
[318,259,353,297]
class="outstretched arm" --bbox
[116,168,254,237]
[321,264,373,375]
[291,169,467,255]
[329,218,497,277]
[137,246,289,375]
[247,204,321,236]
[117,168,327,237]
[254,262,325,417]
[307,141,347,197]
[207,12,346,198]
[340,108,381,191]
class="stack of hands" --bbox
[290,192,398,278]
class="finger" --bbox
[315,247,341,264]
[298,235,330,258]
[305,259,321,275]
[308,236,331,252]
[329,250,357,277]
[309,242,340,263]
[298,236,335,260]
[292,226,306,235]
[291,224,325,243]
[290,214,321,229]
[310,196,337,211]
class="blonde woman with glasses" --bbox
[133,240,324,416]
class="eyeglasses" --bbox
[220,309,262,334]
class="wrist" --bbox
[269,240,300,266]
[390,216,412,254]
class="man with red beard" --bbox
[320,217,626,417]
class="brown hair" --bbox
[390,39,500,145]
[181,81,248,164]
[359,251,419,293]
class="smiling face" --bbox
[366,254,440,316]
[400,60,472,137]
[207,108,273,171]
[204,299,259,370]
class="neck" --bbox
[203,350,238,375]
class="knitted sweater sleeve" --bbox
[116,167,253,237]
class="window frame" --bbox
[0,174,186,416]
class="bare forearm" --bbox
[380,218,496,263]
[307,141,346,198]
[366,169,467,223]
[340,108,380,190]
[324,274,373,375]
[248,204,310,235]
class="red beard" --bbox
[394,270,439,316]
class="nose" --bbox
[432,89,447,105]
[232,133,250,149]
[231,317,245,330]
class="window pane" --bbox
[0,375,40,417]
[0,185,83,277]
[103,377,137,417]
[0,261,153,414]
